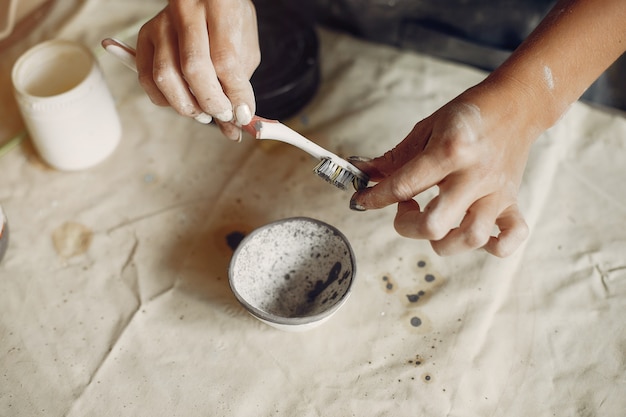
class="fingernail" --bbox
[347,156,372,163]
[349,196,366,211]
[215,109,234,122]
[194,112,213,124]
[235,104,252,126]
[226,129,241,141]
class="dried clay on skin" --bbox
[543,65,555,91]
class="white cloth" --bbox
[1,1,625,416]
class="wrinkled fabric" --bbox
[0,1,625,416]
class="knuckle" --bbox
[212,51,239,79]
[419,213,448,241]
[180,52,205,81]
[440,133,469,166]
[463,222,491,249]
[152,62,177,88]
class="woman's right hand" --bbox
[136,0,260,140]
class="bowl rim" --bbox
[228,216,356,326]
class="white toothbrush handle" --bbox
[251,118,338,162]
[101,38,138,72]
[249,116,367,181]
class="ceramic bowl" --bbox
[229,217,356,331]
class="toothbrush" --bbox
[101,38,369,191]
[241,116,369,190]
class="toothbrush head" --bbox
[313,158,369,191]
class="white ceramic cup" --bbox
[12,39,121,170]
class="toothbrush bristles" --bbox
[313,158,369,191]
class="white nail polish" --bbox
[215,109,234,122]
[235,104,252,126]
[194,113,213,124]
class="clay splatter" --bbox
[544,65,555,90]
[406,290,426,303]
[381,275,397,293]
[408,354,424,366]
[226,231,246,251]
[382,276,393,290]
[307,262,349,302]
[52,222,92,258]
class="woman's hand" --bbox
[350,79,541,257]
[350,0,625,258]
[136,0,260,140]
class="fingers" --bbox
[394,197,528,257]
[170,2,233,122]
[215,120,243,142]
[137,11,211,122]
[135,18,174,107]
[392,176,486,242]
[175,0,259,126]
[136,1,260,137]
[351,150,450,211]
[483,204,529,257]
[209,7,259,126]
[429,194,501,256]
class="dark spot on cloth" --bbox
[382,275,396,293]
[408,354,424,366]
[410,316,422,327]
[406,290,426,303]
[382,276,393,290]
[226,231,246,251]
[425,274,435,283]
[417,260,426,268]
[424,374,432,382]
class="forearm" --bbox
[487,0,626,130]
